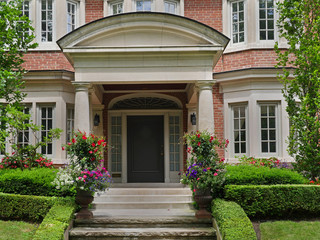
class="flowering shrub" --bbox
[236,155,283,168]
[64,131,107,170]
[181,130,228,196]
[52,130,111,194]
[0,153,53,170]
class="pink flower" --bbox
[68,142,71,146]
[62,147,65,150]
[83,175,87,179]
[214,173,218,176]
[197,178,200,180]
[193,189,196,192]
[78,177,82,180]
[89,151,93,154]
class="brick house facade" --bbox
[5,0,290,183]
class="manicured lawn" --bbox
[260,220,320,240]
[0,220,37,240]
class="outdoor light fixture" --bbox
[94,114,100,126]
[191,113,196,125]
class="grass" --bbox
[0,220,38,240]
[260,220,320,240]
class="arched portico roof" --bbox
[57,12,229,84]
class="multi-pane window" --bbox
[66,108,74,142]
[17,107,30,148]
[17,1,30,38]
[136,0,151,11]
[232,1,245,43]
[41,0,53,42]
[164,1,176,14]
[232,105,247,154]
[111,116,122,172]
[67,1,76,33]
[260,104,277,153]
[111,2,123,15]
[40,106,53,155]
[259,0,275,40]
[169,116,180,171]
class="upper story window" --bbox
[41,0,54,42]
[67,1,77,33]
[21,1,30,18]
[231,0,245,44]
[164,1,176,14]
[111,1,123,15]
[259,0,275,40]
[136,0,152,11]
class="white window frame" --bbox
[38,104,55,157]
[258,102,280,156]
[230,0,246,45]
[109,0,123,15]
[38,0,55,44]
[16,106,32,148]
[134,0,154,12]
[66,0,78,33]
[66,107,74,143]
[257,0,277,42]
[164,0,177,14]
[231,104,248,156]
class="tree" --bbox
[275,0,320,179]
[0,0,37,151]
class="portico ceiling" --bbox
[57,12,229,84]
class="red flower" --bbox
[92,143,96,147]
[196,134,200,138]
[62,147,65,150]
[310,180,315,184]
[197,142,201,146]
[72,138,76,143]
[209,136,214,142]
[89,151,93,154]
[82,135,87,140]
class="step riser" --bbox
[93,203,192,209]
[71,236,214,240]
[102,189,192,196]
[75,223,212,228]
[94,196,192,203]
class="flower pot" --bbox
[75,189,94,219]
[194,188,212,219]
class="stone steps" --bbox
[69,186,216,240]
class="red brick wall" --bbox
[22,51,74,71]
[102,92,188,171]
[212,83,225,159]
[214,49,279,73]
[185,0,222,32]
[86,0,104,23]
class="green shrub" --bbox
[0,193,55,222]
[212,199,257,240]
[33,198,77,240]
[225,185,320,218]
[225,165,308,185]
[0,168,75,197]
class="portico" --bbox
[57,12,229,183]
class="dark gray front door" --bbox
[127,116,164,182]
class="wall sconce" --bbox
[190,113,196,125]
[94,114,100,126]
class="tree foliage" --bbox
[0,0,37,149]
[275,0,320,179]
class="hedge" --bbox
[33,198,77,240]
[0,192,55,222]
[0,168,75,197]
[225,185,320,219]
[225,165,308,185]
[212,199,257,240]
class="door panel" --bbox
[127,116,164,182]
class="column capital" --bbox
[72,82,92,92]
[195,80,216,91]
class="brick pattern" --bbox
[102,92,188,171]
[22,51,74,71]
[214,49,279,73]
[212,83,225,159]
[86,0,104,23]
[184,0,222,32]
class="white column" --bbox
[73,82,91,134]
[196,80,215,133]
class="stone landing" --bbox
[69,184,216,239]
